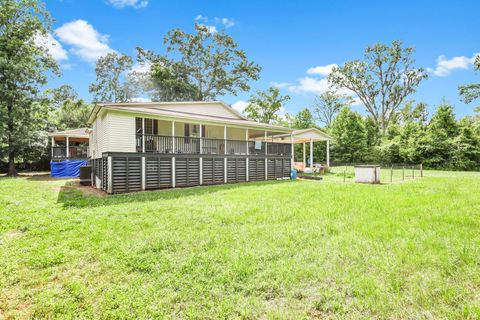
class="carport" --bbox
[272,128,331,172]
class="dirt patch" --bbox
[0,228,26,245]
[62,181,107,197]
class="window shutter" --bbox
[202,125,206,138]
[153,120,158,135]
[184,123,190,137]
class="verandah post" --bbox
[246,128,249,182]
[142,118,145,153]
[290,133,294,170]
[199,124,203,185]
[224,126,227,184]
[141,156,146,191]
[302,142,306,171]
[309,138,313,171]
[172,121,176,188]
[264,130,268,180]
[107,156,113,194]
[66,136,70,158]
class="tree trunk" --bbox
[6,102,17,177]
[7,149,17,177]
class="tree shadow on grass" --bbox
[56,179,290,209]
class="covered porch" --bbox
[49,128,90,160]
[272,128,331,172]
[134,117,292,156]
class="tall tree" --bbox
[46,84,78,108]
[459,55,480,104]
[244,87,290,124]
[330,107,368,163]
[56,99,91,130]
[0,0,58,176]
[419,103,458,168]
[135,48,198,101]
[329,40,428,134]
[161,24,261,100]
[312,90,353,127]
[294,108,315,129]
[89,52,135,103]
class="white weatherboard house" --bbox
[87,101,330,193]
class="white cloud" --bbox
[55,20,114,62]
[195,14,208,23]
[106,0,148,8]
[216,17,235,28]
[195,15,235,31]
[270,81,290,89]
[289,77,329,95]
[306,63,337,76]
[232,100,248,113]
[428,54,475,77]
[34,33,68,61]
[204,25,217,33]
[130,62,151,74]
[288,76,362,105]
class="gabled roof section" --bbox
[87,101,292,132]
[92,101,246,122]
[273,128,331,143]
[48,127,90,138]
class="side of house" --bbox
[88,101,296,194]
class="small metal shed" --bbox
[354,165,381,184]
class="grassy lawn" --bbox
[1,172,480,319]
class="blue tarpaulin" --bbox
[50,160,88,178]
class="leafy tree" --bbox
[459,55,480,104]
[312,90,353,127]
[451,119,480,170]
[294,108,315,129]
[89,52,136,103]
[244,87,290,124]
[161,24,261,100]
[135,48,198,101]
[46,84,78,108]
[0,0,58,176]
[329,40,428,134]
[330,107,368,163]
[419,103,458,168]
[56,99,91,130]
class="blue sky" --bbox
[44,0,479,118]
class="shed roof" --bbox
[48,127,90,138]
[272,128,331,143]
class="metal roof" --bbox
[48,127,90,138]
[90,102,293,132]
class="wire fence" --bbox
[316,163,424,184]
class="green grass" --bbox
[1,172,480,319]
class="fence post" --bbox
[390,165,393,183]
[412,166,415,179]
[343,165,346,183]
[420,164,423,177]
[402,166,405,181]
